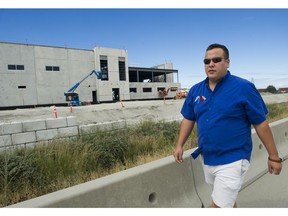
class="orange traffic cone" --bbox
[120,100,125,108]
[53,105,58,118]
[70,102,73,113]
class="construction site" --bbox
[0,92,287,126]
[0,98,184,126]
[3,41,287,126]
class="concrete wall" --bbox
[34,46,95,105]
[152,63,176,83]
[0,116,78,150]
[7,117,288,208]
[0,43,37,106]
[0,116,128,151]
[0,42,98,106]
[129,82,181,100]
[94,47,130,102]
[0,43,131,107]
[0,42,182,107]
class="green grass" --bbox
[0,102,287,207]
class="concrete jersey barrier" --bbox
[7,117,288,208]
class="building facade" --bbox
[0,42,180,108]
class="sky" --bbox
[1,3,288,89]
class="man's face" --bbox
[204,48,230,83]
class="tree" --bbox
[266,85,277,94]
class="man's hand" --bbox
[268,157,282,175]
[173,146,184,163]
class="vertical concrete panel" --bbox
[34,46,69,104]
[0,43,37,106]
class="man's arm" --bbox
[173,118,195,163]
[253,120,282,175]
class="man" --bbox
[173,43,282,208]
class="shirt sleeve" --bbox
[243,82,268,124]
[181,90,196,121]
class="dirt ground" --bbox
[0,93,287,125]
[0,99,184,125]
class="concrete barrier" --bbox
[7,117,288,208]
[237,117,288,207]
[7,151,202,207]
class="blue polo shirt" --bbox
[181,71,268,165]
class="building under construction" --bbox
[0,42,181,108]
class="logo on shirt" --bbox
[194,95,206,104]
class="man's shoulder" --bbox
[229,74,260,97]
[229,74,254,87]
[230,74,249,82]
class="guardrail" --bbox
[7,117,288,208]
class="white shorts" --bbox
[201,157,250,208]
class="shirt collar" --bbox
[205,70,231,90]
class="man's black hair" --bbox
[206,43,229,59]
